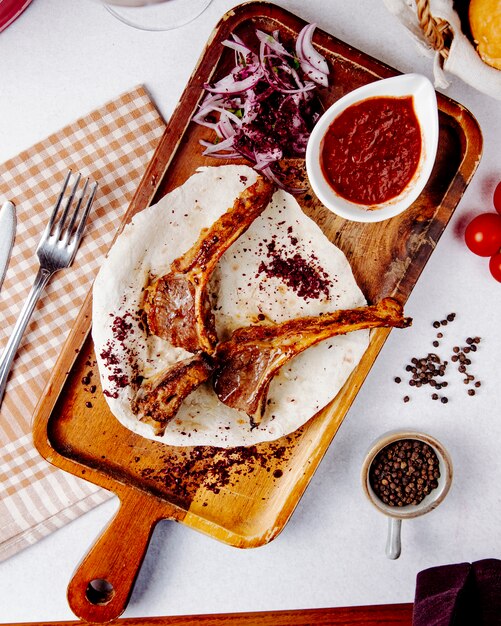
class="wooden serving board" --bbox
[32,1,482,622]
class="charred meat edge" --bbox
[213,297,411,427]
[145,176,275,355]
[132,353,214,436]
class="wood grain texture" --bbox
[0,603,413,625]
[66,492,173,623]
[31,1,482,622]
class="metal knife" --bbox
[0,201,16,294]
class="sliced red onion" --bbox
[230,33,246,46]
[254,146,283,170]
[256,29,293,58]
[201,136,237,155]
[222,39,255,58]
[296,23,329,86]
[194,23,330,191]
[276,82,317,95]
[216,115,239,140]
[299,64,329,88]
[261,165,305,193]
[204,66,264,94]
[296,23,329,73]
[201,151,241,159]
[213,108,242,127]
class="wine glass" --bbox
[102,0,213,31]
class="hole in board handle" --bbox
[85,578,115,605]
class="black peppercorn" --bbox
[369,439,440,507]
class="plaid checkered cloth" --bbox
[0,85,165,561]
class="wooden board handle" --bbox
[67,491,170,623]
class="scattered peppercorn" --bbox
[452,339,482,396]
[369,439,440,507]
[394,313,483,402]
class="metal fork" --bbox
[0,170,98,408]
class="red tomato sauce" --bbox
[320,96,422,206]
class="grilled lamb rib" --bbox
[213,297,411,427]
[132,353,213,436]
[146,176,274,355]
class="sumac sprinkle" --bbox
[258,249,332,300]
[108,373,129,389]
[137,438,295,504]
[100,345,120,367]
[111,312,134,342]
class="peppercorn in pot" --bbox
[361,431,453,559]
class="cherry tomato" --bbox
[489,252,501,283]
[464,213,501,257]
[494,181,501,215]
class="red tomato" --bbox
[489,252,501,282]
[464,213,501,257]
[494,181,501,215]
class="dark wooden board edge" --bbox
[0,602,414,625]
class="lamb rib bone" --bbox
[213,297,412,427]
[145,176,275,355]
[132,353,213,436]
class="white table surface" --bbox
[0,0,500,621]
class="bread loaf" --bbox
[469,0,501,70]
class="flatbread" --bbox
[92,165,369,447]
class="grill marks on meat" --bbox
[135,176,274,429]
[213,298,411,427]
[134,180,411,433]
[145,176,275,355]
[132,354,213,436]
